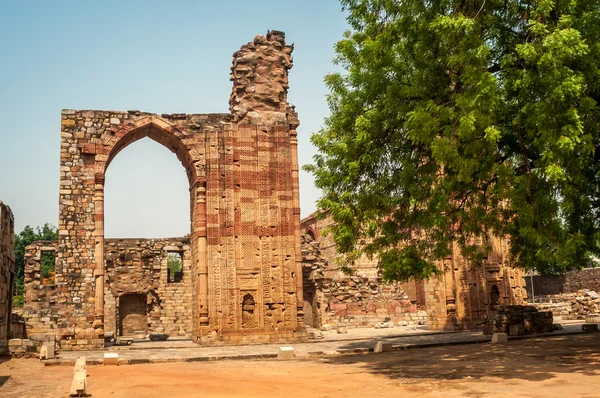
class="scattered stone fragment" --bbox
[149,333,169,341]
[582,324,599,332]
[336,326,348,334]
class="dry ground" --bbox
[1,333,599,398]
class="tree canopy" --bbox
[307,0,600,280]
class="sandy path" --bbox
[1,333,599,397]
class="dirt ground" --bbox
[1,333,599,398]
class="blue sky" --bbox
[0,0,349,237]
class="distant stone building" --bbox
[22,31,306,348]
[0,201,15,354]
[301,212,527,330]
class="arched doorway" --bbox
[91,116,208,338]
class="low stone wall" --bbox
[22,237,193,350]
[301,233,419,329]
[104,237,193,338]
[531,290,600,320]
[526,268,600,296]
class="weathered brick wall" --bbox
[525,268,600,297]
[103,238,192,337]
[0,201,15,354]
[301,213,422,329]
[49,30,305,345]
[424,238,527,330]
[302,212,527,331]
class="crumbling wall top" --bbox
[229,30,295,125]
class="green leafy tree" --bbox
[13,223,58,306]
[307,0,600,281]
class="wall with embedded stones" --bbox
[525,268,600,297]
[302,212,527,331]
[418,238,527,330]
[103,238,192,337]
[301,213,424,329]
[0,202,15,354]
[44,30,305,346]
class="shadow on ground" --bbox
[322,333,600,383]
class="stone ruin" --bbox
[20,30,306,349]
[301,212,528,331]
[0,202,15,355]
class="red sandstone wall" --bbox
[0,202,15,354]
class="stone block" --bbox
[70,370,87,397]
[491,333,508,343]
[149,333,169,341]
[74,357,86,372]
[8,339,22,347]
[582,324,599,332]
[40,344,55,360]
[134,331,146,340]
[278,346,295,360]
[374,341,393,353]
[320,324,332,331]
[336,326,348,334]
[104,352,119,366]
[115,337,134,346]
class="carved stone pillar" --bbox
[196,181,209,326]
[93,175,105,333]
[289,123,304,326]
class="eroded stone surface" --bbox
[301,212,527,331]
[21,31,306,348]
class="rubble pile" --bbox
[483,305,554,336]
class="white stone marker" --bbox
[104,352,119,366]
[278,346,295,360]
[40,344,55,360]
[374,341,393,353]
[491,333,508,343]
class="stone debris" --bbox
[149,333,169,341]
[336,326,348,334]
[533,290,600,320]
[582,324,599,332]
[483,305,553,336]
[115,337,134,346]
[307,330,324,339]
